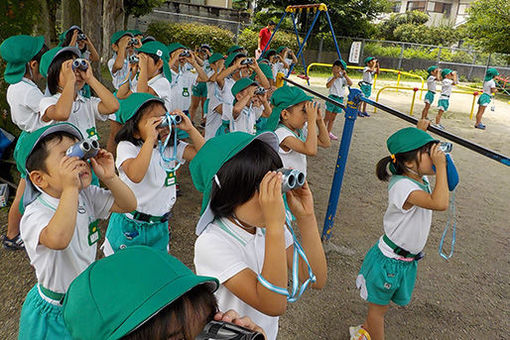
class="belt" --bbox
[39,284,65,304]
[427,90,436,94]
[128,210,170,223]
[440,94,450,98]
[383,234,424,260]
[359,81,372,86]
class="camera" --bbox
[438,142,453,153]
[179,50,191,58]
[278,168,305,193]
[66,139,99,160]
[158,114,183,128]
[72,58,88,71]
[77,33,87,41]
[254,87,266,95]
[196,320,265,340]
[128,54,139,64]
[128,37,139,46]
[241,58,254,65]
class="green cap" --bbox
[58,25,81,46]
[128,29,143,36]
[190,132,279,234]
[136,41,172,83]
[334,59,347,70]
[116,93,164,124]
[0,35,45,84]
[265,85,313,131]
[18,123,83,208]
[387,127,438,156]
[167,42,187,55]
[276,46,287,54]
[63,246,219,340]
[225,52,246,68]
[231,78,257,98]
[208,52,225,65]
[110,30,133,45]
[250,63,274,81]
[39,46,81,79]
[441,68,453,78]
[427,65,438,75]
[364,56,375,65]
[484,68,499,81]
[227,45,244,55]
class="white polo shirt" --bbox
[440,78,454,99]
[20,186,114,296]
[327,76,347,98]
[378,175,432,258]
[483,79,496,95]
[194,217,293,340]
[426,75,437,93]
[6,78,50,132]
[220,77,236,124]
[116,140,188,216]
[230,105,262,135]
[107,54,130,90]
[169,66,198,112]
[39,93,107,141]
[362,67,375,84]
[274,124,308,175]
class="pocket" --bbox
[379,261,398,291]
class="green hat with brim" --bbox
[0,35,45,84]
[136,41,172,83]
[427,65,438,75]
[116,93,165,124]
[190,131,279,235]
[484,68,499,81]
[111,30,133,45]
[58,25,81,46]
[250,63,274,81]
[441,68,452,78]
[364,56,375,65]
[63,246,219,340]
[208,52,225,65]
[227,45,244,55]
[276,46,287,54]
[128,29,143,36]
[39,46,81,79]
[387,127,438,155]
[18,123,83,208]
[265,85,313,132]
[225,52,246,68]
[167,42,187,56]
[231,77,257,98]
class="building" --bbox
[391,0,473,27]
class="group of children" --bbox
[0,27,459,340]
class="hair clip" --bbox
[390,154,396,163]
[214,174,222,189]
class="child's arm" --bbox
[375,60,380,75]
[223,172,289,316]
[90,149,137,213]
[233,87,256,118]
[121,117,161,183]
[405,143,449,211]
[85,36,100,62]
[344,71,353,86]
[136,54,158,96]
[187,53,209,82]
[42,60,75,122]
[316,106,331,148]
[326,74,338,88]
[285,181,327,288]
[217,58,243,89]
[115,70,134,99]
[79,60,119,114]
[259,93,272,118]
[280,102,318,156]
[112,36,130,73]
[250,61,270,89]
[173,111,205,161]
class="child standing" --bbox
[192,132,327,340]
[359,56,380,117]
[59,25,100,63]
[231,78,271,134]
[435,69,458,130]
[324,59,353,140]
[102,93,205,255]
[204,52,226,140]
[190,43,213,125]
[17,122,136,339]
[474,68,499,130]
[350,125,448,340]
[421,66,440,119]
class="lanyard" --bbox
[439,189,456,260]
[158,112,184,173]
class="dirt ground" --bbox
[1,78,509,339]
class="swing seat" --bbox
[297,74,310,80]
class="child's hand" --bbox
[118,35,131,50]
[314,102,323,121]
[90,149,116,181]
[59,156,85,190]
[304,101,317,121]
[259,171,285,229]
[214,310,266,338]
[138,53,148,71]
[79,59,94,83]
[430,143,446,168]
[61,60,76,86]
[170,110,193,132]
[286,180,315,220]
[141,116,161,143]
[417,119,430,131]
[234,57,245,69]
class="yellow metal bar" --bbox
[396,72,401,93]
[409,88,418,116]
[373,73,377,90]
[469,91,479,120]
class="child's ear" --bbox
[112,44,119,52]
[156,58,163,70]
[281,109,290,120]
[29,170,49,190]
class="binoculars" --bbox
[66,139,99,160]
[77,33,87,41]
[438,142,453,153]
[128,54,139,64]
[196,320,264,340]
[254,87,266,95]
[158,114,183,128]
[279,168,305,193]
[128,37,138,46]
[72,58,88,71]
[179,50,191,58]
[241,58,254,65]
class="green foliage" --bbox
[146,22,235,53]
[237,28,299,55]
[253,7,294,31]
[124,0,166,18]
[376,11,429,41]
[364,43,401,58]
[392,24,459,46]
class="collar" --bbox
[54,92,86,103]
[36,190,62,212]
[21,77,37,87]
[216,217,262,246]
[389,175,431,194]
[148,73,163,85]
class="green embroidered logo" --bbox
[165,171,176,187]
[86,127,99,140]
[182,87,190,97]
[88,219,100,245]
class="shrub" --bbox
[364,42,402,58]
[238,28,299,54]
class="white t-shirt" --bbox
[107,55,130,90]
[362,67,375,84]
[272,62,285,80]
[169,66,198,112]
[230,105,262,135]
[20,186,114,296]
[220,77,236,124]
[116,140,188,216]
[136,74,172,112]
[483,79,496,95]
[440,78,454,99]
[327,76,347,98]
[426,75,437,92]
[6,78,51,132]
[194,217,294,340]
[274,124,308,175]
[39,93,107,141]
[378,176,432,258]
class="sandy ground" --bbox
[1,78,509,339]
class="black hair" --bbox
[47,50,79,95]
[140,52,163,73]
[122,283,218,340]
[266,50,277,59]
[268,20,276,26]
[26,132,79,173]
[333,59,344,69]
[231,53,247,66]
[376,142,435,181]
[210,139,283,217]
[25,43,49,77]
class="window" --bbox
[391,1,401,12]
[406,1,426,11]
[431,2,452,17]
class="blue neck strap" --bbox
[158,112,183,173]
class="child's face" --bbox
[282,101,307,130]
[59,55,85,90]
[235,85,257,105]
[77,40,86,50]
[368,60,376,68]
[135,103,170,142]
[433,69,440,78]
[446,73,454,79]
[332,65,342,75]
[406,147,435,176]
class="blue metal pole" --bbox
[324,10,342,61]
[321,89,362,241]
[260,12,287,58]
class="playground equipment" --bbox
[275,74,510,243]
[261,4,343,85]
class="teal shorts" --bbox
[424,91,435,105]
[437,98,450,111]
[105,212,169,253]
[325,94,344,114]
[360,83,372,98]
[192,82,207,97]
[203,98,209,116]
[356,243,417,306]
[478,93,491,106]
[18,285,72,340]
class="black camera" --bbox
[180,50,191,58]
[254,87,266,95]
[72,58,88,71]
[241,58,254,65]
[196,320,265,340]
[77,33,87,41]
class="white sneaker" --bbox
[349,325,371,340]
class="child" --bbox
[350,124,448,340]
[324,59,353,140]
[227,44,246,56]
[435,69,458,130]
[204,52,226,140]
[231,78,271,134]
[268,86,330,175]
[474,68,499,130]
[359,56,380,117]
[266,49,288,80]
[276,46,298,76]
[59,25,100,63]
[190,44,213,126]
[0,35,49,250]
[17,122,136,339]
[102,93,205,255]
[421,66,440,119]
[192,132,327,340]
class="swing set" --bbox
[260,3,343,85]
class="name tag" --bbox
[165,171,176,187]
[88,220,100,245]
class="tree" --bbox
[123,0,165,28]
[102,0,125,61]
[377,10,429,41]
[62,0,82,31]
[465,0,510,54]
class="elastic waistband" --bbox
[38,284,65,304]
[126,210,169,223]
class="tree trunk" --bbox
[46,0,59,46]
[79,0,103,81]
[62,0,82,31]
[102,0,125,62]
[123,12,129,30]
[34,0,51,45]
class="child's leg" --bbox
[361,102,367,114]
[199,96,206,121]
[421,102,430,119]
[324,110,336,133]
[435,109,444,124]
[106,120,122,156]
[189,95,201,122]
[6,178,25,239]
[363,303,390,340]
[475,105,486,125]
